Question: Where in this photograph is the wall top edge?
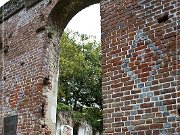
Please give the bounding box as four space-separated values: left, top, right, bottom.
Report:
0 0 43 23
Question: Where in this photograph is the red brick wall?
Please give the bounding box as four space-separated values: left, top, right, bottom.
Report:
101 0 179 134
0 0 60 134
0 0 179 134
0 0 99 134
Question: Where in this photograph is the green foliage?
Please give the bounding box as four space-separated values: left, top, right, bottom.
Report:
71 111 85 123
58 30 102 109
83 107 103 132
57 103 71 112
58 30 102 133
24 0 30 8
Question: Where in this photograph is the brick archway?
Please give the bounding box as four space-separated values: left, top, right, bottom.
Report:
48 0 99 35
42 1 100 134
0 0 100 134
0 0 179 135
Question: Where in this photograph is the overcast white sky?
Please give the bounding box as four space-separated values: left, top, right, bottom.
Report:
0 0 101 40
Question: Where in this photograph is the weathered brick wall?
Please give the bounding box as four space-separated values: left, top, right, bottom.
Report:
101 0 179 134
0 0 179 134
0 39 2 132
0 0 99 134
0 37 2 133
0 0 60 134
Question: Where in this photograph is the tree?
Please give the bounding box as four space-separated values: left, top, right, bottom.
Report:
58 30 102 133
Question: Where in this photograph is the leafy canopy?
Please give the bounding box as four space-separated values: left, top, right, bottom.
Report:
58 30 102 132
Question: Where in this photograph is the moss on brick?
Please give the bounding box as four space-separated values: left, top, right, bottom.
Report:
0 0 42 23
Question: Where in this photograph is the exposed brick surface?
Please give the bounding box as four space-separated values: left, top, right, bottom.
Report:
0 0 179 134
0 0 99 134
101 0 179 134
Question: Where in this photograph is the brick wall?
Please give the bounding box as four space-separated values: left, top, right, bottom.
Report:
0 0 59 134
0 0 99 134
0 0 179 134
101 0 179 134
0 36 3 134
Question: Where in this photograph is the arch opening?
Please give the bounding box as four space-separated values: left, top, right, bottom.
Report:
48 0 100 35
47 1 102 134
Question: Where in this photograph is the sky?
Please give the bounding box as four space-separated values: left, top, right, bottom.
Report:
0 0 101 40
